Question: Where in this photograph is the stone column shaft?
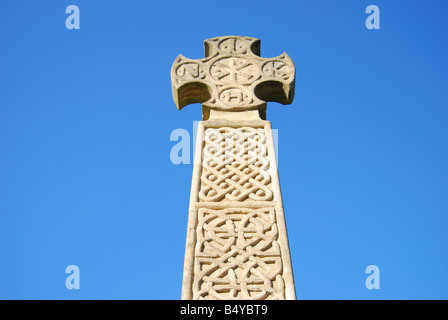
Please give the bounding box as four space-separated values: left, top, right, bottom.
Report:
170 36 297 300
181 119 295 300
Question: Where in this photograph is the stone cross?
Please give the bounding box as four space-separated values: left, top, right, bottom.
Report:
171 36 296 300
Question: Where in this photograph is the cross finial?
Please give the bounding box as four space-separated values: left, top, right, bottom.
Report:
171 36 295 120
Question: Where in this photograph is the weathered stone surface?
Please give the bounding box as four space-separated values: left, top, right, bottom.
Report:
171 36 296 300
171 36 295 120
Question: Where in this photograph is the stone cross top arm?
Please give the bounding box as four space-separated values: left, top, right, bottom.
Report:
171 36 295 120
170 36 297 300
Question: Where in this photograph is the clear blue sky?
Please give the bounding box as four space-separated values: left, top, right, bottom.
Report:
0 0 447 299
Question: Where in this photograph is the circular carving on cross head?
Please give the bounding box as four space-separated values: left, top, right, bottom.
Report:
175 62 205 83
218 87 251 108
262 60 291 80
211 57 259 85
218 38 248 54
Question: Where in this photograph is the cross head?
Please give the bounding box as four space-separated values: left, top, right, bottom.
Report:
171 36 295 120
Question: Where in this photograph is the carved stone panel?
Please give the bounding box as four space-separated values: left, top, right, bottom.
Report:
199 127 273 203
193 207 285 300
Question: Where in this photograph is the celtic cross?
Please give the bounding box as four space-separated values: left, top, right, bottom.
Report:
171 36 295 120
171 36 296 300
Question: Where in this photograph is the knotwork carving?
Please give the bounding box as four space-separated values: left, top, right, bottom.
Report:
193 207 285 300
199 127 273 202
172 36 297 300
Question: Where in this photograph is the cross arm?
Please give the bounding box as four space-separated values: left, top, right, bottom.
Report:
252 52 295 106
171 54 212 110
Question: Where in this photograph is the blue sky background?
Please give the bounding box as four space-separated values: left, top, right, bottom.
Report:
0 0 447 299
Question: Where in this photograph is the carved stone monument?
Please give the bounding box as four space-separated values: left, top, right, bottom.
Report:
171 36 296 300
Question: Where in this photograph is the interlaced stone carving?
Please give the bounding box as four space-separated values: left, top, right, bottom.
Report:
199 127 273 202
171 36 297 300
193 207 285 300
